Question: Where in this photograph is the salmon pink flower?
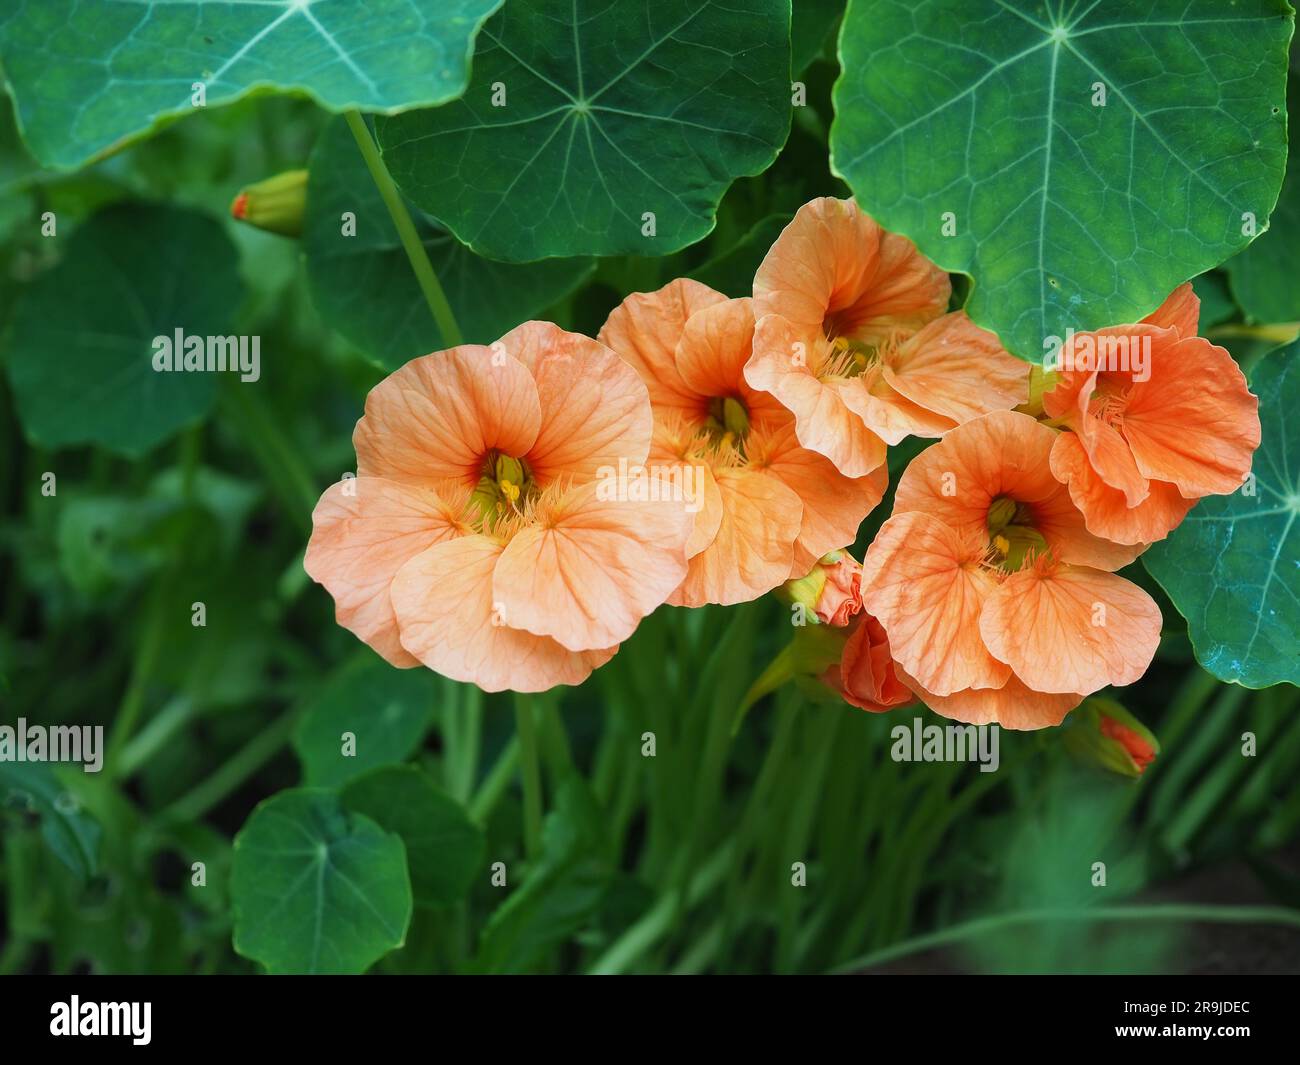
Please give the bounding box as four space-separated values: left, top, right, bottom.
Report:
599 279 886 607
861 410 1162 730
743 197 1029 476
821 613 914 713
1043 284 1261 545
305 322 692 692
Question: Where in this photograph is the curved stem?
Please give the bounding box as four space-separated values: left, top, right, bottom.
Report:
344 111 463 347
829 904 1300 974
513 694 543 859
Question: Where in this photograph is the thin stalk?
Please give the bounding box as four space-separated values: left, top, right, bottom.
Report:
513 694 543 858
344 111 462 347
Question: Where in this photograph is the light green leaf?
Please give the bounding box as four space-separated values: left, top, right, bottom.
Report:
342 765 485 907
831 0 1291 361
0 0 505 169
1144 342 1300 688
292 652 436 788
305 117 592 369
377 0 793 261
4 203 244 457
0 763 102 883
231 789 412 974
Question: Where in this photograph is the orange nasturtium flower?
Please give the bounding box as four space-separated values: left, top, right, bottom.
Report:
861 410 1162 730
1043 283 1261 545
599 279 886 607
743 197 1029 477
305 322 692 692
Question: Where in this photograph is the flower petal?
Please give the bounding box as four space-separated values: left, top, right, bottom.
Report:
898 668 1082 730
355 345 541 486
671 465 803 607
1122 333 1260 497
1141 282 1199 337
499 320 652 483
979 562 1161 696
598 278 726 420
493 481 691 651
391 534 615 692
305 477 471 668
1050 431 1194 546
828 614 914 712
861 511 1011 696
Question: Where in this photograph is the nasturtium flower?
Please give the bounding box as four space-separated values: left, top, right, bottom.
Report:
744 197 1028 477
305 322 692 692
1044 284 1261 546
1065 697 1160 777
861 410 1161 730
599 279 886 607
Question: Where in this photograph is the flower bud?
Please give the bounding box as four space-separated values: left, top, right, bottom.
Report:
1065 697 1159 776
230 169 308 237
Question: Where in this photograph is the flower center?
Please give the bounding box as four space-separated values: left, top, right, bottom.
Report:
821 334 879 379
985 495 1048 572
471 451 533 529
1088 380 1132 428
703 395 751 453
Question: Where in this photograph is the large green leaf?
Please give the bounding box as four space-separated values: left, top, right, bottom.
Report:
231 789 412 974
4 203 244 457
0 0 505 169
342 765 485 907
1226 84 1300 324
831 0 1291 361
377 0 793 261
305 117 593 369
292 652 436 788
1144 342 1300 688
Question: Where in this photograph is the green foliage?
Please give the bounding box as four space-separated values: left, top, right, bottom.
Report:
376 0 794 260
831 0 1292 360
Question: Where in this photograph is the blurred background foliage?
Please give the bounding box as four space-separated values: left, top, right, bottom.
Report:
1 3 1298 975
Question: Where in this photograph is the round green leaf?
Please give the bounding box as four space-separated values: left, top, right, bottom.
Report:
831 0 1291 361
342 765 485 907
292 653 436 788
231 789 412 974
376 0 793 261
0 0 505 170
1144 342 1300 688
4 203 243 457
305 117 593 369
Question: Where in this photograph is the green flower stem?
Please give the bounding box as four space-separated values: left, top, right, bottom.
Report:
103 579 170 780
344 110 463 348
469 736 520 824
222 383 317 533
829 904 1300 974
513 694 544 858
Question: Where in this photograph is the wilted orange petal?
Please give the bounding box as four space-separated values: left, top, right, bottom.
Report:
493 481 690 652
747 314 888 477
750 419 887 575
828 615 913 712
498 321 651 483
391 534 615 692
305 477 471 668
355 345 541 486
883 312 1029 425
598 278 726 420
670 465 802 607
1050 431 1194 546
898 668 1083 730
860 511 1011 696
1141 282 1199 337
979 562 1161 696
1122 333 1260 497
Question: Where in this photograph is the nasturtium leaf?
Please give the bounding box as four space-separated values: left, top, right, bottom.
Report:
376 0 793 261
1226 83 1300 324
305 118 593 369
1144 342 1300 688
231 789 412 975
792 0 843 74
4 203 243 457
293 653 436 788
831 0 1291 362
0 763 102 883
0 0 505 170
342 765 485 907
